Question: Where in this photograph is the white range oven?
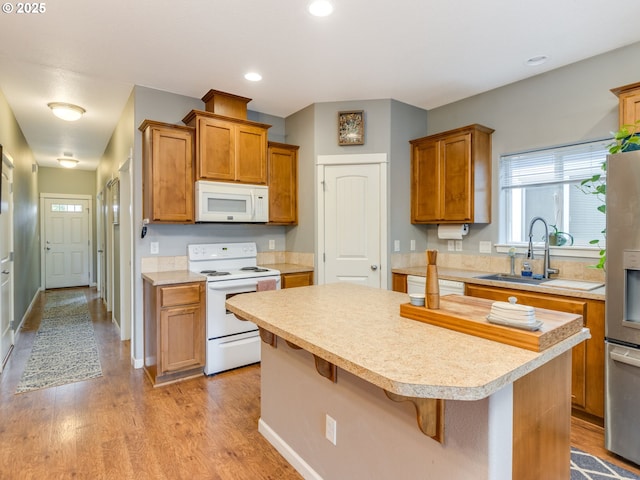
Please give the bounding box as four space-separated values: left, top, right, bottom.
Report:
187 242 281 375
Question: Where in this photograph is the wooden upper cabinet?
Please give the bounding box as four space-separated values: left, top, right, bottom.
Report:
268 142 299 225
410 124 494 224
139 119 195 224
611 82 640 127
183 110 270 184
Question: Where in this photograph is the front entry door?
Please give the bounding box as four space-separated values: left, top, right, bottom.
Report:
322 162 383 287
1 150 14 369
44 197 90 289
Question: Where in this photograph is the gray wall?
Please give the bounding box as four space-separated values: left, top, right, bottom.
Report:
284 104 316 254
425 41 640 255
389 100 429 254
0 88 40 327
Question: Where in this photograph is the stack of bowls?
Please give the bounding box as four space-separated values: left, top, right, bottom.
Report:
409 293 425 307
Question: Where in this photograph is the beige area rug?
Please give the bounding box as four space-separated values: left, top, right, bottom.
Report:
15 291 102 394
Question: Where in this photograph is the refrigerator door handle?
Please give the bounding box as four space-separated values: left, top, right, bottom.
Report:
610 345 640 368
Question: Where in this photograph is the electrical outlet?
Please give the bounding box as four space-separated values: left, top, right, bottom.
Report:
394 240 400 252
448 240 455 251
325 414 337 445
455 240 462 252
410 239 416 251
150 242 159 254
268 239 275 250
479 241 492 253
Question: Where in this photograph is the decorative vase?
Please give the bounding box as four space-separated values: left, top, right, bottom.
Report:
426 250 440 309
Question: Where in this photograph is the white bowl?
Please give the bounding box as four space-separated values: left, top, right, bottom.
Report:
409 293 425 306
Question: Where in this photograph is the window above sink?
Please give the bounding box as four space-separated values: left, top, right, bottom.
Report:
499 138 609 249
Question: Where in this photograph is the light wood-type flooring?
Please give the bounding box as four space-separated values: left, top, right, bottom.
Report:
1 287 639 479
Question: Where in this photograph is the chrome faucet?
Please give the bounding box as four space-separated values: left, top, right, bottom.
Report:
527 216 559 279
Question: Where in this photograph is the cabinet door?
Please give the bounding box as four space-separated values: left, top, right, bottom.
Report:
440 133 472 222
236 124 268 184
160 304 204 373
282 271 313 289
411 139 441 222
392 273 407 293
268 143 298 224
620 91 640 126
197 117 235 181
144 124 194 223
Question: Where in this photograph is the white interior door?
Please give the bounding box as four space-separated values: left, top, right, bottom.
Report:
1 151 14 370
44 197 90 289
321 161 385 287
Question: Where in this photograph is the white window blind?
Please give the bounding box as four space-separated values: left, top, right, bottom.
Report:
499 139 609 246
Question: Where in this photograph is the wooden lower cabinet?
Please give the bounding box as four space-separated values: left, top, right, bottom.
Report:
143 280 205 386
281 271 313 289
465 283 604 424
392 273 408 293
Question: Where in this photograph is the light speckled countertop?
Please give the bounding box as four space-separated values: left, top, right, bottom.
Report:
142 270 206 286
393 266 605 301
225 283 589 401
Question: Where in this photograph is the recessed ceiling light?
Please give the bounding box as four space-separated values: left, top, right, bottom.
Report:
58 158 79 168
244 72 262 82
525 55 549 66
308 0 333 17
47 102 86 121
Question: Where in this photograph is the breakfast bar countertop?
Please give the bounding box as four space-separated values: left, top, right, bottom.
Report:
225 282 589 401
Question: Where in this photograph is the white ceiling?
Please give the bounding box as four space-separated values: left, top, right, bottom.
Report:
1 0 640 170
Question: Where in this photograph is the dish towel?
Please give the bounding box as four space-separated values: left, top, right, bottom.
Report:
257 278 277 291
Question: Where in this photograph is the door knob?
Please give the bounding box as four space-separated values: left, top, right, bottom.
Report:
370 265 378 271
1 270 8 275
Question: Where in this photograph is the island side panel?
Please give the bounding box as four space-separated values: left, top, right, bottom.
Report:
512 350 571 479
259 341 504 480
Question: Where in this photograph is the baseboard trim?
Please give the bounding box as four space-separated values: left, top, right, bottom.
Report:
13 288 41 343
258 418 323 480
131 356 143 369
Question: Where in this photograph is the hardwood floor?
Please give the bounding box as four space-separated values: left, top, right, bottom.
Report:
0 288 301 480
1 286 639 479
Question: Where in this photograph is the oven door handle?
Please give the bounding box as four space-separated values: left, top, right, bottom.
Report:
208 280 258 292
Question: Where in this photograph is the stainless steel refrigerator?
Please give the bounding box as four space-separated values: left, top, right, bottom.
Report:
605 150 640 464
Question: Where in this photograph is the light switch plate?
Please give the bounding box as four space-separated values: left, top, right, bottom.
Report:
269 239 275 250
394 240 400 252
448 240 455 251
455 240 462 252
410 239 416 251
150 242 159 255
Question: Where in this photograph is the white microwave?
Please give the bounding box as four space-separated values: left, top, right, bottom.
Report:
195 181 269 223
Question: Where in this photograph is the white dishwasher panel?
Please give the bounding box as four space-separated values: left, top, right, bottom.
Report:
406 275 465 296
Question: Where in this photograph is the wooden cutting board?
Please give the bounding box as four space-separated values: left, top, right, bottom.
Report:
399 294 583 352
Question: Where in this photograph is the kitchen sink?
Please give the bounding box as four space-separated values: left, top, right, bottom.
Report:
474 273 550 286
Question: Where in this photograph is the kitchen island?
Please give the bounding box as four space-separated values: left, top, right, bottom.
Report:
225 283 589 480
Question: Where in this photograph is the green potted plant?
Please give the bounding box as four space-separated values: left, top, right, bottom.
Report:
578 119 640 269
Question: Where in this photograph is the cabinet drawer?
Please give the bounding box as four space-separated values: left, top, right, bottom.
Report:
282 272 313 289
161 283 201 307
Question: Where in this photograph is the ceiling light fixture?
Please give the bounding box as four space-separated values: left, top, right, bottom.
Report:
47 102 86 121
308 0 333 17
57 158 79 168
244 72 262 82
525 55 549 67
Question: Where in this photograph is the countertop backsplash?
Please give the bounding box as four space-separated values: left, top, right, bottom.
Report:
391 251 605 284
141 251 315 274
